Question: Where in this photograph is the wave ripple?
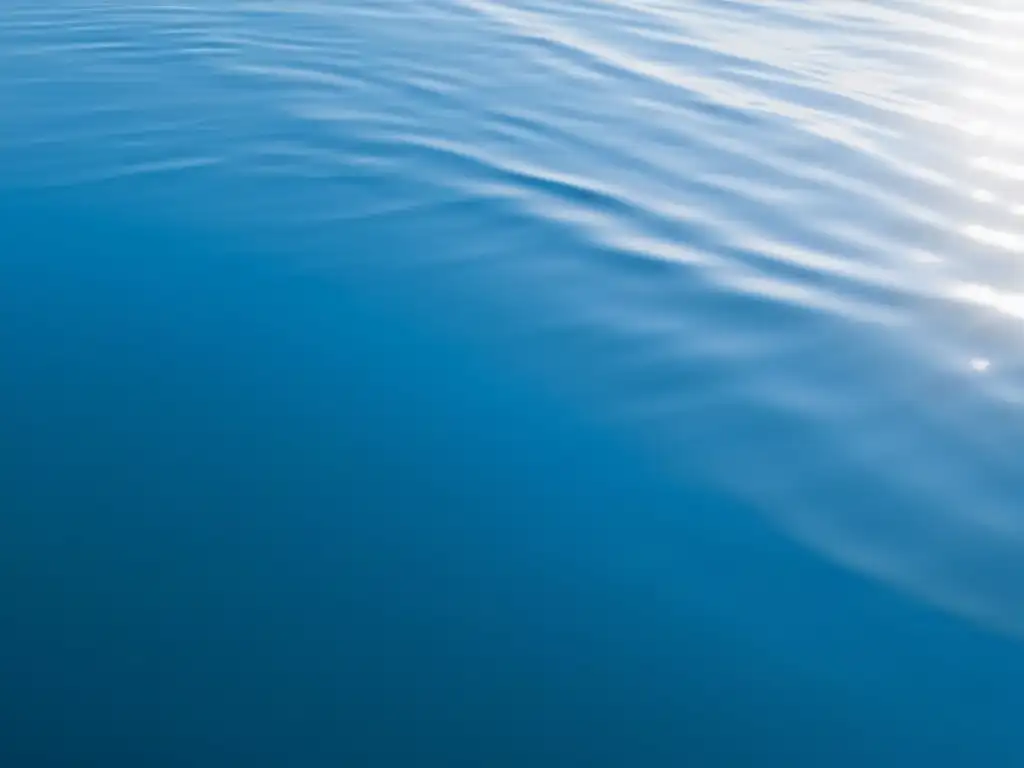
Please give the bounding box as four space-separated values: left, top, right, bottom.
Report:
2 0 1024 638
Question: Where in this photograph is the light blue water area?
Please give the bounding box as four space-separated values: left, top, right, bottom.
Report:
2 0 1024 765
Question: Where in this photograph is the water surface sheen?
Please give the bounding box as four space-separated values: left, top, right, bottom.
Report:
2 0 1024 765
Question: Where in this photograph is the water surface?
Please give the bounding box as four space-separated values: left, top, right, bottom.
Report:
2 1 1024 765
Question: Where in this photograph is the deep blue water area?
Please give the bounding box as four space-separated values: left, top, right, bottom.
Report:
3 1 1024 765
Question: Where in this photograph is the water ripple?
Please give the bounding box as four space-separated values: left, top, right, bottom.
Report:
2 0 1023 639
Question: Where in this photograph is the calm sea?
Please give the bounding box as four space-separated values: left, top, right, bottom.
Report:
2 1 1023 765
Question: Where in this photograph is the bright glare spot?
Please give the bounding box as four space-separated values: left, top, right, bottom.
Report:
962 87 1024 115
972 156 1024 180
966 120 991 136
952 282 1024 320
970 358 991 372
971 189 996 202
964 224 1024 253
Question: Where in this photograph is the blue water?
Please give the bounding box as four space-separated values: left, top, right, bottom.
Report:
2 0 1024 764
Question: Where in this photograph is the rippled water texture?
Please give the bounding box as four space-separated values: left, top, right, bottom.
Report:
2 0 1024 763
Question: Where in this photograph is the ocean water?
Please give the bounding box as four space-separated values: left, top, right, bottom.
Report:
2 0 1024 764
